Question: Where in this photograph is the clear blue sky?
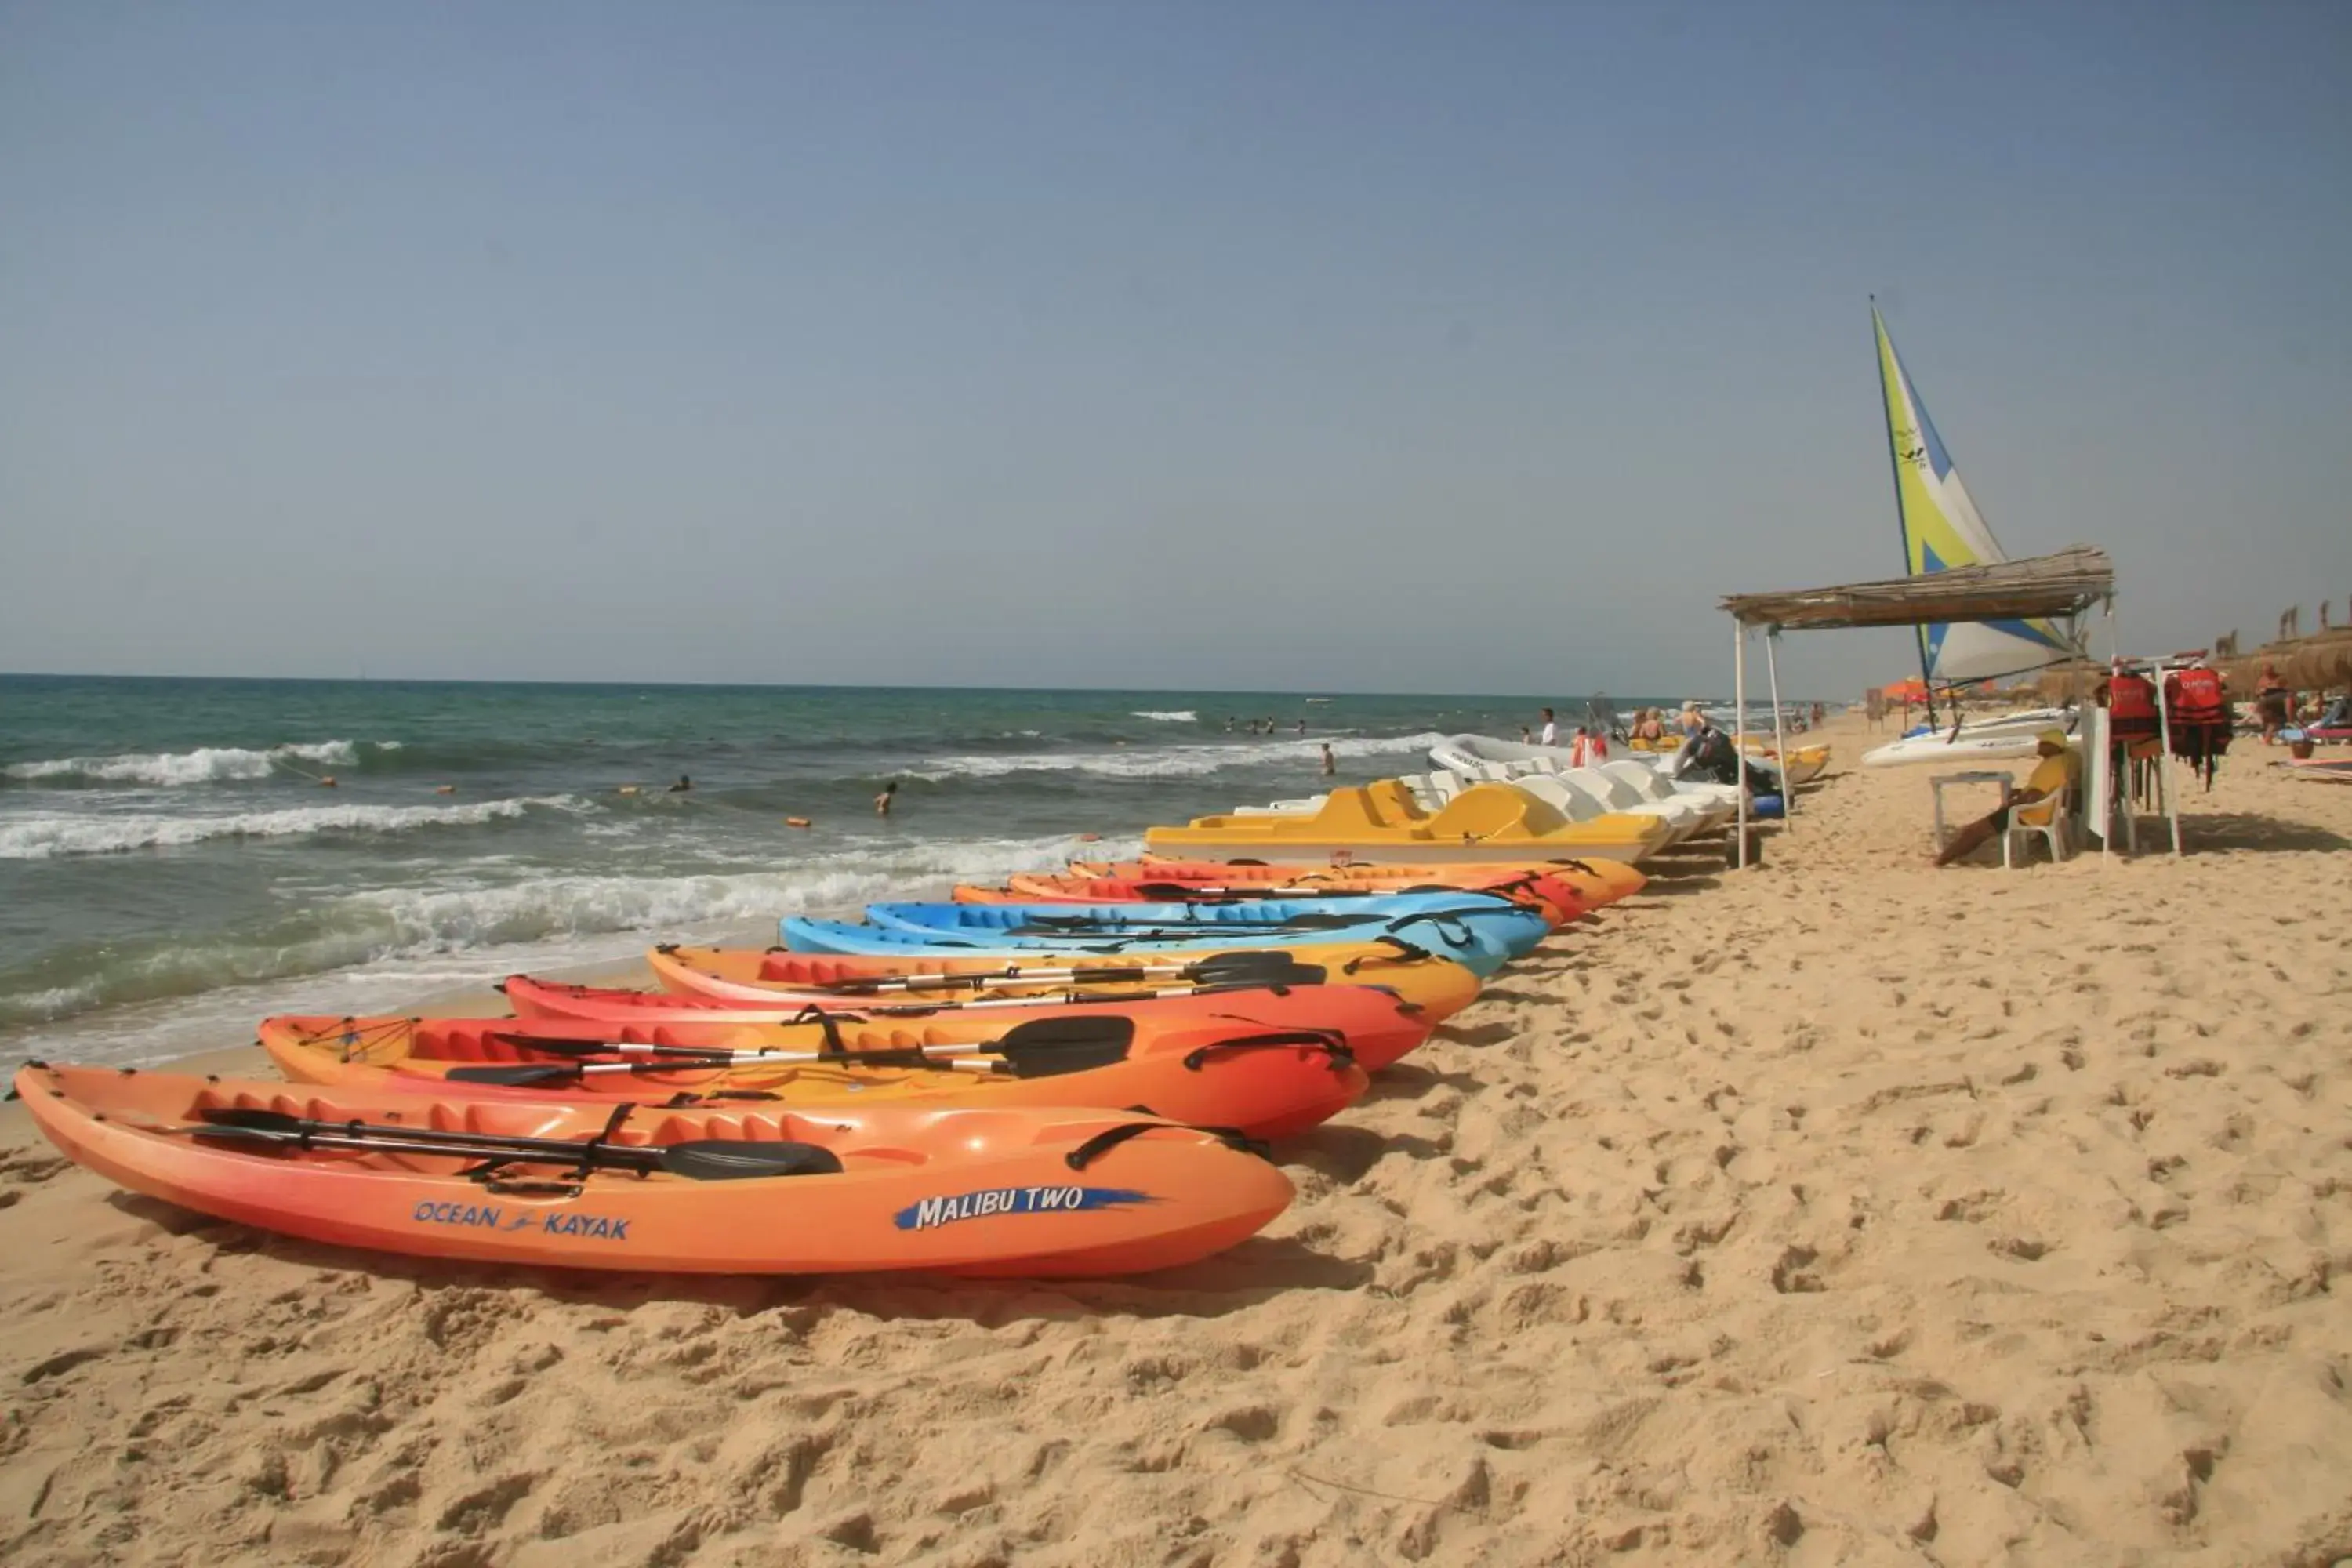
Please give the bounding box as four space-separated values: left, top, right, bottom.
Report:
2 2 2345 695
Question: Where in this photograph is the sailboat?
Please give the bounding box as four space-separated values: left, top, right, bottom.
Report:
1861 306 2086 768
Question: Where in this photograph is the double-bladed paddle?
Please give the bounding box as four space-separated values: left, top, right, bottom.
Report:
445 1012 1142 1088
187 1105 843 1181
671 946 1331 996
995 904 1509 940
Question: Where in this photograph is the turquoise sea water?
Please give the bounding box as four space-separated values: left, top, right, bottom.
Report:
2 675 1656 1066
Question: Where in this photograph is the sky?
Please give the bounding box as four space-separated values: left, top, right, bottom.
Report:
2 1 2346 697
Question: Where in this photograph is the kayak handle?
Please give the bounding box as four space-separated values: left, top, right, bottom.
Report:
1180 1029 1356 1073
1063 1120 1272 1171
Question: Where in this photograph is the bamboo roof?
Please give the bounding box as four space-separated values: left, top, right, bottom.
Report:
1721 546 2114 631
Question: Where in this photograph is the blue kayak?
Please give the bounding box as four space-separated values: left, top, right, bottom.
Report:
781 895 1544 977
862 892 1549 960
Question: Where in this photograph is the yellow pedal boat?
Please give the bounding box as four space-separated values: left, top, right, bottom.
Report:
1144 780 1675 867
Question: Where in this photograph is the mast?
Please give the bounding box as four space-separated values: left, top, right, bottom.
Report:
1872 299 1939 728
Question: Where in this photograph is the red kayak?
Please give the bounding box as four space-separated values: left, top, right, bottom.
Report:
503 973 1440 1069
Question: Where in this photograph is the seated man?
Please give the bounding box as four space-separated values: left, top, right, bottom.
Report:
1935 731 2080 866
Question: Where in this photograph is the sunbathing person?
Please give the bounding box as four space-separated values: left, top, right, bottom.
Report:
1935 731 2080 867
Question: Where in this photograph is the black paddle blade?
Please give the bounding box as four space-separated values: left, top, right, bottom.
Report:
1187 951 1329 986
444 1063 603 1087
994 1012 1136 1051
195 1106 314 1136
659 1140 844 1180
958 1013 1137 1077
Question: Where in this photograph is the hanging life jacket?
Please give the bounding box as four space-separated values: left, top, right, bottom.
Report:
2166 667 2227 727
2108 671 2160 739
2164 667 2230 766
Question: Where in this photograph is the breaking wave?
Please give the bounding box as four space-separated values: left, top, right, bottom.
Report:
0 796 579 860
0 832 1136 1039
3 739 372 787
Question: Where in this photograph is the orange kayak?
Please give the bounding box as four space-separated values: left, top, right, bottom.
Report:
967 868 1585 924
503 973 1439 1069
259 1011 1369 1140
13 1063 1293 1277
1107 856 1646 910
644 940 1480 1025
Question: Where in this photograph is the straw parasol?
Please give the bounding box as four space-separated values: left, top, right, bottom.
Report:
2286 630 2352 692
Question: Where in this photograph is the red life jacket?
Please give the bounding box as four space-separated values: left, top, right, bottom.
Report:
2166 666 2227 726
2108 672 2159 736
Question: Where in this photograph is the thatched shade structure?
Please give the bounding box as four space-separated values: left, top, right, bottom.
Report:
1720 546 2113 632
1718 546 2118 868
2218 630 2352 696
2288 630 2352 691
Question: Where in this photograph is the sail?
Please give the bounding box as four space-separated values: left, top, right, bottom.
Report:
1873 308 2081 684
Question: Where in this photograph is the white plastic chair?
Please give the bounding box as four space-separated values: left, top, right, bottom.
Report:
2002 797 2071 867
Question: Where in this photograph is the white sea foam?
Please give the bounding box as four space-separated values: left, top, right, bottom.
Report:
0 795 575 860
3 739 368 786
0 831 1142 1056
336 834 1138 954
907 731 1447 782
1130 710 1197 723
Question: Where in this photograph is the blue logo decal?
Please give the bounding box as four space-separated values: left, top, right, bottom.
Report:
892 1185 1156 1232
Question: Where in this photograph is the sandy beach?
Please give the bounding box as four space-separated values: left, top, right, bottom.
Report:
4 711 2348 1566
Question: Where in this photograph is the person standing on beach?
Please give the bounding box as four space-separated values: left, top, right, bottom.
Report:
1569 726 1591 767
1538 707 1558 746
2256 663 2292 745
874 780 898 816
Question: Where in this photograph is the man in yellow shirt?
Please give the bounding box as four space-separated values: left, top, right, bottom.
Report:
1935 731 2081 866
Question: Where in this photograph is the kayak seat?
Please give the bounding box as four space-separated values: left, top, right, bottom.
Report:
1423 786 1573 840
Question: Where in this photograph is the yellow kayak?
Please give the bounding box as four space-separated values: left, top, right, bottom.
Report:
1144 781 1675 866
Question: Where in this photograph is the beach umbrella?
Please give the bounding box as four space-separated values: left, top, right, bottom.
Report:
1882 677 1928 705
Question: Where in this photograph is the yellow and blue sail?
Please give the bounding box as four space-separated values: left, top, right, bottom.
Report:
1873 307 2079 684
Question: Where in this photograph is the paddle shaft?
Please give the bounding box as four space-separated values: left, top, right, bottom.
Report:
811 953 1302 993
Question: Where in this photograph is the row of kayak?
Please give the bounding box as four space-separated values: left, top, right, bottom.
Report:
20 849 1642 1279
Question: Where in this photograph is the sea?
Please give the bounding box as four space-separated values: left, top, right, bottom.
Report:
1 675 1669 1068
